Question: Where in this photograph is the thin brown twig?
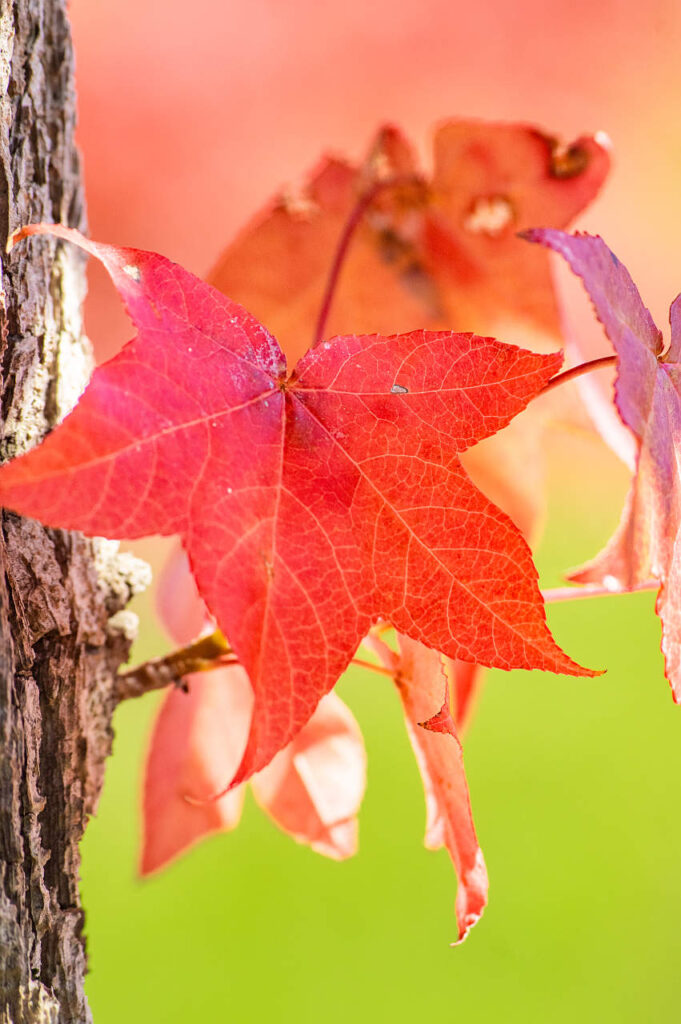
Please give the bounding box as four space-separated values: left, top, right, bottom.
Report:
116 630 233 701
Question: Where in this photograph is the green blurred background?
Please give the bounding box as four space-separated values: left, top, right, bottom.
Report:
82 429 681 1023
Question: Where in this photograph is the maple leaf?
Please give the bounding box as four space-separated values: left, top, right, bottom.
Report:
143 546 366 874
208 119 610 737
525 228 681 699
366 631 487 942
0 224 593 787
210 121 610 536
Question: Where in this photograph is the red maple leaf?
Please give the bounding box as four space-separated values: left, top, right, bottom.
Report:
209 119 610 733
0 224 593 787
525 229 681 699
211 121 610 535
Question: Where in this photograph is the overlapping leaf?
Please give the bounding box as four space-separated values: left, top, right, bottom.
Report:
526 229 681 698
143 673 365 871
0 223 592 789
143 547 366 873
209 119 610 732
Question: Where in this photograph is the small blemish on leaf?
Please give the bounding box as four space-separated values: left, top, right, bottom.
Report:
123 264 142 282
549 141 589 179
280 186 319 220
463 196 514 236
391 383 409 395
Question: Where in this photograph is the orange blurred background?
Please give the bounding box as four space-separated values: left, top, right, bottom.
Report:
69 0 681 363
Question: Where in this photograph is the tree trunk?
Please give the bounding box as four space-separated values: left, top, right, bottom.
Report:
0 2 147 1020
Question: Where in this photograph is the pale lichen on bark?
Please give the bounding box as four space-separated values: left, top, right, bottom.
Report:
0 2 148 1021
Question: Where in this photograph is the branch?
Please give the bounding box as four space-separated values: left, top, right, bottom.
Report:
116 630 233 700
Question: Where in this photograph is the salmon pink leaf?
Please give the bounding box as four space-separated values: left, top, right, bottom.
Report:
0 224 593 787
143 667 365 872
141 666 249 876
367 632 487 942
251 691 366 860
525 229 681 699
156 541 214 646
448 658 484 732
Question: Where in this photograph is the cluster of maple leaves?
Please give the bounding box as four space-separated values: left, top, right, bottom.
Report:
0 119 674 943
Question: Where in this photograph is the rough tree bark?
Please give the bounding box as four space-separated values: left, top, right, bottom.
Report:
0 2 148 1021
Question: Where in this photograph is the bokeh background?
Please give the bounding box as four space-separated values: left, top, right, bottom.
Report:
67 0 681 1020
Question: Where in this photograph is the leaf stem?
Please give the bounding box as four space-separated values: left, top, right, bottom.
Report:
312 173 422 348
351 656 395 678
540 354 617 395
541 578 657 603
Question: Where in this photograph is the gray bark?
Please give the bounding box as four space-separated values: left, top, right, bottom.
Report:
0 2 147 1020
